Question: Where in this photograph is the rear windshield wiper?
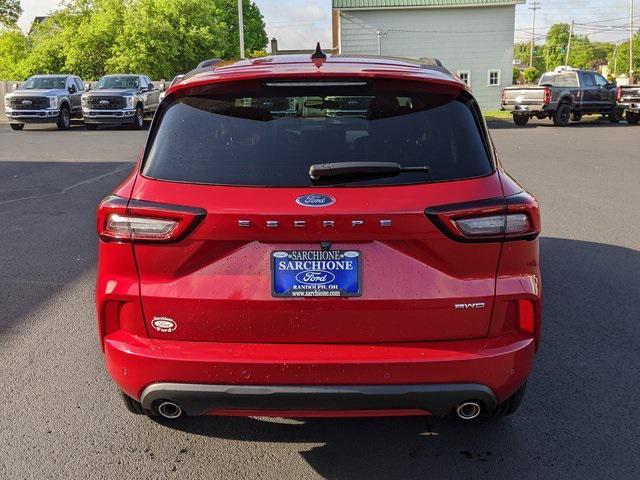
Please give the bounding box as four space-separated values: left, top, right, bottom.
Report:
309 162 429 181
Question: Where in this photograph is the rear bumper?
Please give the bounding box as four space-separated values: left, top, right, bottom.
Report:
140 383 498 416
104 331 534 416
501 103 547 113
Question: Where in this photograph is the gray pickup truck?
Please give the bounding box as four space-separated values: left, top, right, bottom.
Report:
502 68 620 127
617 85 640 125
82 74 160 129
4 75 85 130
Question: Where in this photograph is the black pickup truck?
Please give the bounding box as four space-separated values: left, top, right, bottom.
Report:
501 68 620 127
617 85 640 124
81 74 160 129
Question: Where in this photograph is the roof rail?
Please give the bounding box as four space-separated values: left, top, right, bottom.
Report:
197 58 223 69
418 57 443 68
183 58 224 81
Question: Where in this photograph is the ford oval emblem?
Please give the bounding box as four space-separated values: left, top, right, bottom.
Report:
296 194 335 208
295 270 336 285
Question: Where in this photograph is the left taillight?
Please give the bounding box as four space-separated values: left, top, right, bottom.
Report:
425 192 541 243
97 195 206 243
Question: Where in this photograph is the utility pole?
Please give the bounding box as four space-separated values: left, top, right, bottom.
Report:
630 0 635 83
529 2 542 68
566 20 574 66
238 0 245 59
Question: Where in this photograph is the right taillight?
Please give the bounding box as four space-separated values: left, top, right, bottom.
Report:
543 87 552 105
425 192 541 243
97 195 206 243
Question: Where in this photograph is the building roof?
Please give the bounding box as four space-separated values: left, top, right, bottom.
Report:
333 0 524 8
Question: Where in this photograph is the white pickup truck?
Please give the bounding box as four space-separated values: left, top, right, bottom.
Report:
617 85 640 124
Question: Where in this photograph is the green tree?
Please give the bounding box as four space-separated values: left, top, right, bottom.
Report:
217 0 268 58
0 29 29 79
607 33 640 77
512 67 520 84
63 0 126 79
524 67 540 84
0 0 268 80
107 0 267 79
0 0 22 28
513 42 544 73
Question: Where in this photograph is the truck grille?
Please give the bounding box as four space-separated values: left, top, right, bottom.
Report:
87 96 127 110
8 97 49 110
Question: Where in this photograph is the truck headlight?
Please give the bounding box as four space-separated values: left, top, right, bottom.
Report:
81 95 88 106
125 96 135 109
4 96 11 110
48 96 58 109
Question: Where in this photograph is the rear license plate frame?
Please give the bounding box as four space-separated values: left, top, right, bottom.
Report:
271 250 362 298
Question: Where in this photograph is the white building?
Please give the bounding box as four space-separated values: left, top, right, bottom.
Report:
332 0 525 110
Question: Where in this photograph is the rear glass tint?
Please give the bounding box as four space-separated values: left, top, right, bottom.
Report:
540 73 579 87
143 82 493 187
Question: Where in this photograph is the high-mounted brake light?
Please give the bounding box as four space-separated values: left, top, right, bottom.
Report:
97 196 206 243
425 192 540 243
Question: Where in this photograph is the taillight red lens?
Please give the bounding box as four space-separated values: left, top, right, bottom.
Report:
425 192 540 243
97 195 206 243
616 86 623 102
543 87 552 105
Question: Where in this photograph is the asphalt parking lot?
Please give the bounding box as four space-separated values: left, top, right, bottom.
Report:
0 120 639 479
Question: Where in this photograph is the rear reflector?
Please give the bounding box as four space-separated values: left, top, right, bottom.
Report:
426 192 540 243
97 195 206 243
518 299 536 335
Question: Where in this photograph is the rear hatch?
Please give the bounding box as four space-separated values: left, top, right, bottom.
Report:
130 78 503 344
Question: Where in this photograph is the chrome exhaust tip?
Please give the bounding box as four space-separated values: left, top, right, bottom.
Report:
157 401 183 419
456 402 482 420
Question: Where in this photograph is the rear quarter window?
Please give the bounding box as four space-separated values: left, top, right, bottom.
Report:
143 82 494 187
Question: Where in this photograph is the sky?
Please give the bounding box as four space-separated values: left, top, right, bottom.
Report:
16 0 640 48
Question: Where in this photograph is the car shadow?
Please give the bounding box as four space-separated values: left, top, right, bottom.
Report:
156 237 640 478
0 161 133 336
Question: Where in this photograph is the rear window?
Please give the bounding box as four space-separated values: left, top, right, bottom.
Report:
143 82 493 187
540 73 579 88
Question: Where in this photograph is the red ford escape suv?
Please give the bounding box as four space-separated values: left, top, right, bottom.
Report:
96 49 541 422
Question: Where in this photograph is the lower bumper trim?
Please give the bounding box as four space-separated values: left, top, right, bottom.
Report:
140 383 498 417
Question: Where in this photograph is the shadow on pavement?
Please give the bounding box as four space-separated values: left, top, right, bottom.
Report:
0 161 133 336
158 237 640 479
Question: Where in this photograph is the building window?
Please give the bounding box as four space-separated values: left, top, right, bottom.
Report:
488 70 501 87
457 70 471 86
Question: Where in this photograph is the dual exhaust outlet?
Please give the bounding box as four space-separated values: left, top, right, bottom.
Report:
456 401 482 420
154 400 482 420
157 401 183 419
